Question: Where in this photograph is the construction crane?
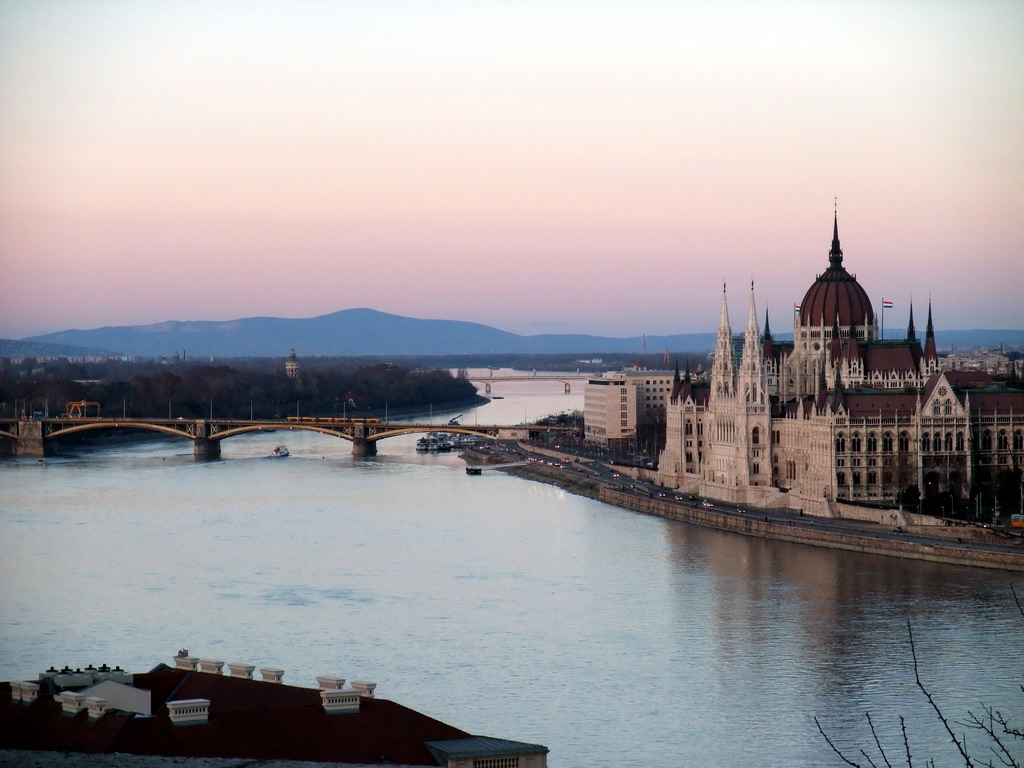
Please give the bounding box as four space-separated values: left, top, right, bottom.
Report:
65 401 101 418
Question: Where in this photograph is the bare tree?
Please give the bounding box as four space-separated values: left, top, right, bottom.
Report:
816 585 1023 768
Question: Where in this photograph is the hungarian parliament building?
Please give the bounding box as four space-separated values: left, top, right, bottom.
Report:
651 216 1023 517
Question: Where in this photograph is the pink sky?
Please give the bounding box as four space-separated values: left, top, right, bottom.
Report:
1 1 1022 340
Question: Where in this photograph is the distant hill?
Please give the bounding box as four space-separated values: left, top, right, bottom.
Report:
9 309 1023 359
16 308 718 358
0 338 120 359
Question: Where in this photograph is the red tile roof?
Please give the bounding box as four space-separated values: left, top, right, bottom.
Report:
842 392 919 417
1 668 475 765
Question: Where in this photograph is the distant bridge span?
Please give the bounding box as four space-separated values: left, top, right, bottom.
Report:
0 417 573 459
466 373 590 394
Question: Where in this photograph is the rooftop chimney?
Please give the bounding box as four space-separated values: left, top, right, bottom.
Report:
260 667 284 684
86 696 107 720
167 698 210 725
59 691 87 716
10 681 39 704
227 663 255 679
320 689 360 714
173 655 199 672
316 675 346 691
350 681 377 698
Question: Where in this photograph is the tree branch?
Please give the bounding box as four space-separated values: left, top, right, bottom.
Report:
907 620 975 767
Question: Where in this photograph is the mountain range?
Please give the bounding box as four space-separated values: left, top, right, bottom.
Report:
6 308 1023 359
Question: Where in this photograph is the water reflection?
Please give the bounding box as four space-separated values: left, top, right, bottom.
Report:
1 376 1022 767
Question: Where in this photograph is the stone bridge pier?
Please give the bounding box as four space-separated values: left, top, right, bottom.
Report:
15 420 45 458
193 438 221 459
351 437 377 456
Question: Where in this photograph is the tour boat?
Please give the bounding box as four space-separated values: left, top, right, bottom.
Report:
269 445 290 458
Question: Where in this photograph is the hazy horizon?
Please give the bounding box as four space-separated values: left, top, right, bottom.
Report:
2 1 1022 339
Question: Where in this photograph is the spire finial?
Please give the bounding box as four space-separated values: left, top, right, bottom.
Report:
829 207 843 268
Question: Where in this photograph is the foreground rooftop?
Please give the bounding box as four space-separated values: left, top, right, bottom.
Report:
2 653 548 767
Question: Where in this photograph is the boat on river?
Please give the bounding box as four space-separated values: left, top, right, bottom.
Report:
269 445 289 458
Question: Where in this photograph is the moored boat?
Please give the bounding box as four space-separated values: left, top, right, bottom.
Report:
269 445 289 457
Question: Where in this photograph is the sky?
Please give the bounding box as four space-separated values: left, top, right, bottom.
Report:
1 0 1022 340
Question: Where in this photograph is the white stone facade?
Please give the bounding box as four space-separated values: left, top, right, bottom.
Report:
656 219 1024 517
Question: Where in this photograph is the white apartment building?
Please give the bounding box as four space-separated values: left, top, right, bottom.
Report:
583 369 674 446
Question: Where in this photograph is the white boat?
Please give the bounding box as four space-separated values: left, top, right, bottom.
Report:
269 445 290 458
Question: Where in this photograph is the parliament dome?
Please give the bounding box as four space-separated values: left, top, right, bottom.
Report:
798 216 874 329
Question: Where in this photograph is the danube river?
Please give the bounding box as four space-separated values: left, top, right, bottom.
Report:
2 372 1022 766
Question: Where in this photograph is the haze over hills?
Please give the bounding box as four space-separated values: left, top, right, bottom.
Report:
6 308 1023 359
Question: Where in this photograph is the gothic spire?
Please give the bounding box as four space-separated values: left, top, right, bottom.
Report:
829 211 843 268
924 300 937 360
907 303 917 342
712 282 735 395
763 308 772 341
742 280 760 358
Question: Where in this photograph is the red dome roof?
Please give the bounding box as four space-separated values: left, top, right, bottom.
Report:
799 216 874 328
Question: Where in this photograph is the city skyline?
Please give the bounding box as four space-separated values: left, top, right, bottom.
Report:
2 1 1022 340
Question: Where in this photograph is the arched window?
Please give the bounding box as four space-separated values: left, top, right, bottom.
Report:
837 472 846 485
944 400 953 415
944 432 953 452
1014 430 1023 451
851 433 862 452
982 430 993 450
852 472 862 485
685 420 693 435
882 432 893 452
934 432 942 451
956 432 965 451
836 434 846 453
922 433 931 451
899 432 909 452
998 430 1009 450
751 426 760 445
867 433 877 452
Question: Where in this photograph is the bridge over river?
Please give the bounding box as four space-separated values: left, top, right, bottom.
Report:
0 417 574 459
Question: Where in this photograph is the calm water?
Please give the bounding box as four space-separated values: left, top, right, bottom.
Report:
2 373 1022 766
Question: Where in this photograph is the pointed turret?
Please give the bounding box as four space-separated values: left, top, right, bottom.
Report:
924 301 937 361
830 366 846 411
906 304 917 342
815 358 830 411
762 308 775 360
829 317 843 363
741 281 761 368
828 212 843 268
680 361 695 402
669 359 682 403
845 325 861 364
739 281 765 404
712 283 735 395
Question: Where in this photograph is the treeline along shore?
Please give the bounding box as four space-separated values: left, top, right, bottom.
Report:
0 358 482 420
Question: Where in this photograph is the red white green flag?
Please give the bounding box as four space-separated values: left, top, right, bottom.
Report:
882 299 894 309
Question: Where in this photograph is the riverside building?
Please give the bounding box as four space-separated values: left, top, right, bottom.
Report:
654 216 1024 517
583 370 675 447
